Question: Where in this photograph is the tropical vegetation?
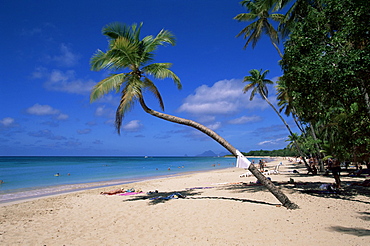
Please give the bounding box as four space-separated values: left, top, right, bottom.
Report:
236 0 370 165
240 148 299 157
90 22 298 209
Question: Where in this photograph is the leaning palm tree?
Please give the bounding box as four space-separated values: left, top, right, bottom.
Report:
234 0 285 58
90 22 298 209
243 69 312 171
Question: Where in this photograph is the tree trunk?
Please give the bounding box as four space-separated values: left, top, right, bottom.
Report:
309 124 324 172
139 97 299 209
360 81 370 117
261 94 312 172
272 41 284 59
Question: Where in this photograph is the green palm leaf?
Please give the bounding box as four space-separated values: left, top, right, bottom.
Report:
143 63 181 89
90 22 181 133
90 73 128 102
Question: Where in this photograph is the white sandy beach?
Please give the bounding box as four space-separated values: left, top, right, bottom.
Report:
0 157 369 245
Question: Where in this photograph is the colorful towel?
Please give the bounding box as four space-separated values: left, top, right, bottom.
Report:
118 192 143 196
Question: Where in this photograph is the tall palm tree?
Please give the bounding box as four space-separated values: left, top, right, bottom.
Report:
276 83 305 134
90 22 298 209
276 82 325 170
243 69 312 171
234 0 285 58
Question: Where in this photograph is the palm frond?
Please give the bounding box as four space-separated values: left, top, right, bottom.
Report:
103 22 142 43
250 87 258 101
263 21 279 43
115 81 143 133
90 50 111 71
143 63 182 89
110 36 140 67
144 29 176 53
234 13 257 22
90 73 128 102
242 81 254 93
143 77 165 111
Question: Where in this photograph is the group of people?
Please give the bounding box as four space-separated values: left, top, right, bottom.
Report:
306 156 341 188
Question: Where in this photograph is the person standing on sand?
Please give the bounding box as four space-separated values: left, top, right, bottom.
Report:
328 158 341 188
259 159 264 171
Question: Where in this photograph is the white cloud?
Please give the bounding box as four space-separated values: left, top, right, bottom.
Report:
95 105 115 118
33 67 95 95
257 137 286 146
207 121 222 130
52 44 80 67
26 103 69 120
56 113 69 120
122 120 143 132
27 104 60 115
44 69 95 95
86 121 97 126
0 117 15 127
178 79 268 116
228 115 261 125
77 129 92 135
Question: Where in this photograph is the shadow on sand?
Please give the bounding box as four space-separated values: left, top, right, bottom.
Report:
123 171 369 208
123 186 280 207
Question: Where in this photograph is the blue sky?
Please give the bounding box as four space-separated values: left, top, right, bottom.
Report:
0 0 297 156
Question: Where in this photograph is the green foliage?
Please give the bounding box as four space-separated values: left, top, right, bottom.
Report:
243 148 299 157
90 23 181 133
279 0 370 161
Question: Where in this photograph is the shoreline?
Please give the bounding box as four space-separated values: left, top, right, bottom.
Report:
1 157 368 245
0 155 277 205
0 167 236 206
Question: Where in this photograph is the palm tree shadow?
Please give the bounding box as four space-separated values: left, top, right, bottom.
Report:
123 187 279 207
276 180 370 205
123 190 201 205
358 211 370 221
329 226 370 237
185 196 279 207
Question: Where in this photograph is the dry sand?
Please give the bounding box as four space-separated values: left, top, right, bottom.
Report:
0 157 369 245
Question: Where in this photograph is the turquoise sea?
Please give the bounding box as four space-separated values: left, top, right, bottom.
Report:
0 156 264 204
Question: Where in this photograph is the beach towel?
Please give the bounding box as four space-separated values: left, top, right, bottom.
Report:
235 150 251 169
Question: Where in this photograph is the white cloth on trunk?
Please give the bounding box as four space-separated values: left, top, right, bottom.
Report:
235 149 251 169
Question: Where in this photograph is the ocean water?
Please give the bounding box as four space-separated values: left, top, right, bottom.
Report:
0 156 263 203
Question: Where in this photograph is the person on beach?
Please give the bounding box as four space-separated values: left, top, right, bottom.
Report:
328 158 341 188
100 188 125 195
307 157 318 175
259 159 264 171
101 187 140 195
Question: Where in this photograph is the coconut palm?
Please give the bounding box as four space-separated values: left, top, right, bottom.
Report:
243 69 312 171
276 82 326 170
234 0 285 58
90 22 298 209
276 83 305 133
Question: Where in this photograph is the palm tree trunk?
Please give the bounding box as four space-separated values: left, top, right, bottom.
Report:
292 112 305 134
360 81 370 117
139 97 298 209
272 41 284 58
260 94 312 172
309 124 324 172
